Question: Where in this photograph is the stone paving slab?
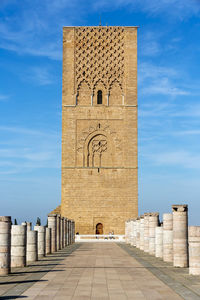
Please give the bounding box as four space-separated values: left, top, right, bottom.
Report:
14 243 185 299
0 244 80 299
120 243 200 300
1 243 200 299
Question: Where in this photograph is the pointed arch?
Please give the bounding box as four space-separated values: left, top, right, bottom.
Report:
77 80 91 106
93 79 107 105
83 129 116 167
109 80 123 106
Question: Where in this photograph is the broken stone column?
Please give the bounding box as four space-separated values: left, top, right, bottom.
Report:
48 214 57 252
65 218 68 246
163 213 173 262
130 220 135 246
60 217 63 249
172 204 189 267
136 218 140 248
133 219 137 247
0 216 11 275
45 227 51 255
63 218 66 247
144 213 150 253
155 226 163 258
188 226 200 275
26 222 32 231
139 216 144 251
67 219 70 245
34 226 46 258
57 215 61 250
72 220 75 243
69 220 72 245
125 220 131 244
149 213 159 255
27 230 38 263
11 225 26 267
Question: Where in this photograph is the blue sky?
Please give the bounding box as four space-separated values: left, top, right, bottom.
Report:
0 0 200 226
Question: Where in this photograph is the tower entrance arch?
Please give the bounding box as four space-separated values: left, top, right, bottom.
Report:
96 223 103 235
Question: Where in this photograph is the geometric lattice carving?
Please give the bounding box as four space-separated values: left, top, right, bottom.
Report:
75 27 124 94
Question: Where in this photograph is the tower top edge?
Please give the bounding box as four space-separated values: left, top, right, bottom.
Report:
63 26 139 28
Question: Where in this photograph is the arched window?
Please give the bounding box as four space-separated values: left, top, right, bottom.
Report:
97 90 102 104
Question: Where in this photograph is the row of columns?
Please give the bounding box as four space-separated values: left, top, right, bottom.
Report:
125 204 200 275
0 214 75 276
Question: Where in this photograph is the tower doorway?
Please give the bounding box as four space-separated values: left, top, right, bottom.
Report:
96 223 103 235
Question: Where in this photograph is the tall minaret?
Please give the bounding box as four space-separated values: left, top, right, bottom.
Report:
61 26 138 234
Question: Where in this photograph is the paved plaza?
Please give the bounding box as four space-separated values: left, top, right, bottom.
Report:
1 242 200 299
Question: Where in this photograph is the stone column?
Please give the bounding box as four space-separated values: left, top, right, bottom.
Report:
163 213 173 262
172 204 188 267
136 218 140 248
144 213 150 253
48 214 57 252
34 226 46 258
27 230 38 263
149 213 159 255
63 218 66 247
189 226 200 275
67 219 70 245
139 216 144 251
65 218 68 246
60 217 63 249
125 220 130 244
72 220 75 243
45 227 51 255
11 225 26 267
57 215 61 250
133 219 137 247
69 220 72 245
130 220 135 246
26 222 32 231
155 226 163 258
0 216 11 275
125 221 128 243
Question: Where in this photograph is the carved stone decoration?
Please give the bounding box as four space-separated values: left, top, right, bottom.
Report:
76 122 122 168
75 27 125 95
87 134 107 167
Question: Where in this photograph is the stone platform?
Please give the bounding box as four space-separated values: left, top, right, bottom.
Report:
0 243 200 299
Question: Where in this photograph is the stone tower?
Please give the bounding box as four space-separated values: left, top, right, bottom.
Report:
61 26 138 234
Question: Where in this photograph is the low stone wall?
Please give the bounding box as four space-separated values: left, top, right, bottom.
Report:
0 214 75 276
125 204 200 276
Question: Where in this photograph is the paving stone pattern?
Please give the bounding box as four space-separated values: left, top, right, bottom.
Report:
120 243 200 300
1 243 200 299
0 244 80 299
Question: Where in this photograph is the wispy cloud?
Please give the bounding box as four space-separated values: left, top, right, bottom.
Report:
148 150 200 169
139 62 189 97
0 94 10 101
25 67 55 86
0 125 60 175
0 126 57 136
142 78 189 96
92 0 200 19
0 0 79 60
